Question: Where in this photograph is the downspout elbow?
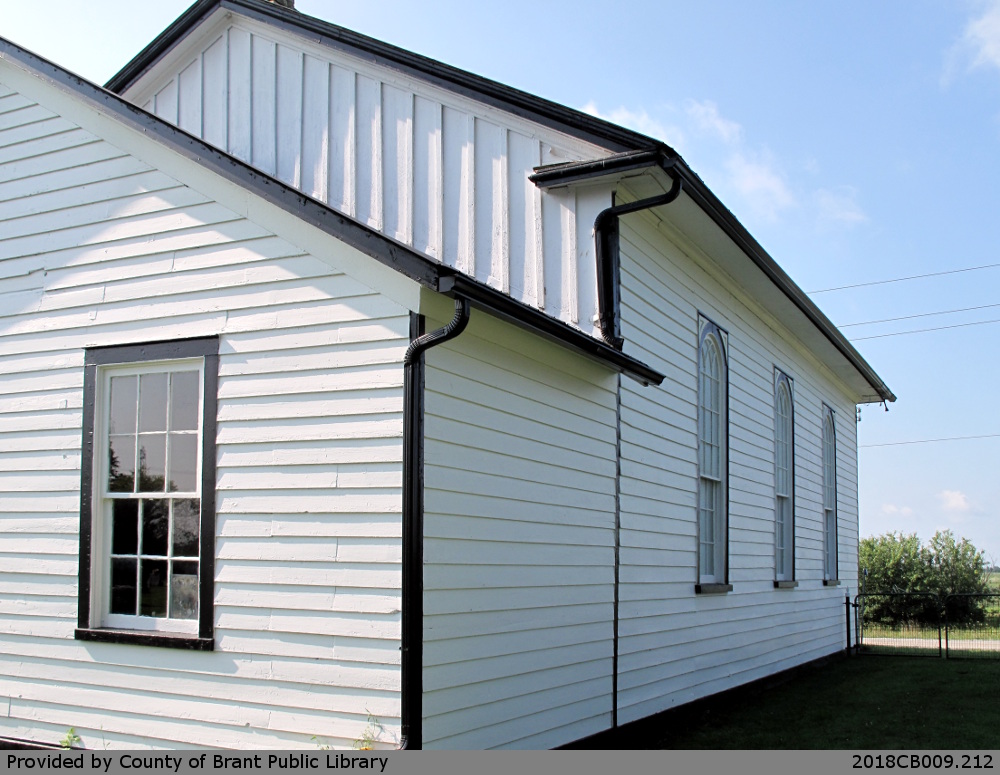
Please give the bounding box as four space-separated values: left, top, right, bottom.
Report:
405 296 471 365
594 175 683 349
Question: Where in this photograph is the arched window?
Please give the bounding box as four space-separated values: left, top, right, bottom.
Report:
774 372 794 582
698 321 727 586
822 406 837 580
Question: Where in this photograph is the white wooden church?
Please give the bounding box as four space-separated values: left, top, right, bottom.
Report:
0 0 894 750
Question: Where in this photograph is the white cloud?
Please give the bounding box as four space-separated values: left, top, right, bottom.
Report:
964 2 1000 73
582 98 878 229
881 504 914 517
939 489 973 513
685 99 743 145
724 151 795 221
581 101 683 147
816 186 868 226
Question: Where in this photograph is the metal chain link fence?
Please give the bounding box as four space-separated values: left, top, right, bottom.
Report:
854 593 1000 658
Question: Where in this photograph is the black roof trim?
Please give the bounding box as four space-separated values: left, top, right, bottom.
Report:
529 149 668 188
106 0 669 155
533 150 895 403
1 34 662 385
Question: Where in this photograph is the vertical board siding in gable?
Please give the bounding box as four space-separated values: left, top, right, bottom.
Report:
615 211 859 726
381 84 413 245
301 55 331 202
355 74 383 232
227 27 253 163
202 35 229 150
0 88 406 750
177 58 202 136
250 36 277 176
506 131 543 309
412 96 442 260
422 318 618 749
276 45 304 189
124 21 607 336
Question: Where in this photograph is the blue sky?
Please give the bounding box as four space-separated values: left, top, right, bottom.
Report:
5 1 1000 561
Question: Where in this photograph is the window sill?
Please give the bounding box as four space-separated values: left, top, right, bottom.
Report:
75 627 214 651
823 578 841 587
773 580 799 589
695 583 733 594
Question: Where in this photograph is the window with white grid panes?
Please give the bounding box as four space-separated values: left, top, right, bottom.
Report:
697 320 727 585
822 406 838 580
103 364 203 629
774 372 794 581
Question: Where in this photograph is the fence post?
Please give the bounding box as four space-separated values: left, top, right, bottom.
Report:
943 594 948 659
845 594 851 655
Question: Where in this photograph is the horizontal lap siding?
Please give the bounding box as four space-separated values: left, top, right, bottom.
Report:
128 21 611 336
0 90 407 749
422 316 617 749
616 210 859 725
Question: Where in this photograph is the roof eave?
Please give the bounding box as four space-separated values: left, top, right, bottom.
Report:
533 150 896 404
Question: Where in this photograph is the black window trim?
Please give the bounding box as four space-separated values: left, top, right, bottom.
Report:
76 336 218 651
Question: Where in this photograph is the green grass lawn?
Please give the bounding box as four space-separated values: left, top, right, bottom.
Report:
578 656 1000 749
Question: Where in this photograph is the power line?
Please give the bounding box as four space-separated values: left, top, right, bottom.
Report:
850 316 1000 341
809 261 1000 294
839 301 1000 328
861 432 1000 448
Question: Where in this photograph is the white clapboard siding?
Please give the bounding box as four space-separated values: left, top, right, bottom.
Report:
614 200 859 725
0 85 408 750
123 17 611 335
422 312 618 749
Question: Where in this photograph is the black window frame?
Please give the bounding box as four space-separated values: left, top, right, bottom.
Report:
76 337 218 651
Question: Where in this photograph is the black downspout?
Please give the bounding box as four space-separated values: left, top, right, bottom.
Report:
399 296 471 750
594 175 683 349
593 175 682 727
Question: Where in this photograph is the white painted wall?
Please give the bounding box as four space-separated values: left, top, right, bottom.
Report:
0 82 407 750
615 196 859 724
421 312 618 749
122 14 612 337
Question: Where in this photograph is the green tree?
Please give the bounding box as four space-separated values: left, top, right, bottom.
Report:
859 530 991 624
924 531 990 623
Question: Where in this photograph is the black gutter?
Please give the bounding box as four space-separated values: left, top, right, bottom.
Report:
437 274 663 386
532 150 896 403
529 149 666 190
594 176 683 349
105 0 669 155
400 298 471 750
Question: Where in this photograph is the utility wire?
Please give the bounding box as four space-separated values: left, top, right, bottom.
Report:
839 301 1000 328
809 261 1000 294
861 432 1000 448
850 316 1000 341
